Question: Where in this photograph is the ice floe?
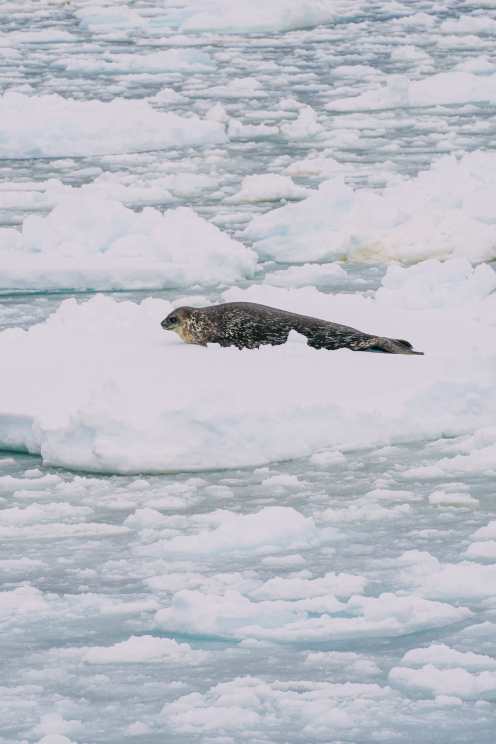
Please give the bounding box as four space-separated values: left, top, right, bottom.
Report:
154 586 468 642
66 635 209 665
398 550 496 600
228 174 311 203
58 48 215 75
0 92 225 158
329 67 496 111
0 259 494 472
173 0 346 34
390 644 496 700
0 193 256 290
245 151 496 264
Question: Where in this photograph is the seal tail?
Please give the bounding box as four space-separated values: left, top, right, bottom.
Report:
362 336 424 355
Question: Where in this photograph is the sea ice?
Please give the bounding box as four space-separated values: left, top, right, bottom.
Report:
329 67 496 111
228 174 311 203
245 151 496 264
389 663 496 700
75 635 209 665
0 260 494 472
2 2 496 741
58 48 214 74
178 0 346 34
0 92 225 158
0 193 256 290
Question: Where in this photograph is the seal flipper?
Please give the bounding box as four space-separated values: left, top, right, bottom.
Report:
358 336 424 355
303 327 423 355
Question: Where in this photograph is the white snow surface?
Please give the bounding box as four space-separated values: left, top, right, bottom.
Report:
0 193 256 290
75 0 352 34
229 174 311 203
329 66 496 111
180 1 340 33
0 259 494 473
0 92 225 158
245 152 496 264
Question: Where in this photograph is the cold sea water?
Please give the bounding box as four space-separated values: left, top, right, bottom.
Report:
0 2 496 742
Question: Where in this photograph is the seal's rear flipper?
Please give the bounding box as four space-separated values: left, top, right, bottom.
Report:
364 337 424 355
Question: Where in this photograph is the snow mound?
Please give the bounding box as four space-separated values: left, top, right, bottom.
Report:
0 92 226 158
0 194 256 291
0 259 494 473
244 151 496 264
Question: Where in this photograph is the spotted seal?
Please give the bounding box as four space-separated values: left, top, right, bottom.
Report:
160 302 423 354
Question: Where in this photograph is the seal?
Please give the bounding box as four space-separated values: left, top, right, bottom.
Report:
161 302 423 354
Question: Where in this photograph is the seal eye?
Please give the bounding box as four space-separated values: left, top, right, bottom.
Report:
168 315 177 324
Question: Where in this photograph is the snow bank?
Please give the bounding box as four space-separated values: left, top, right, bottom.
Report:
0 258 494 473
0 193 256 291
0 92 225 158
245 152 496 264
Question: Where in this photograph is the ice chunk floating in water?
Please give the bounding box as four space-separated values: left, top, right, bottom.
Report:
0 193 256 291
245 152 496 264
0 260 494 473
0 92 226 158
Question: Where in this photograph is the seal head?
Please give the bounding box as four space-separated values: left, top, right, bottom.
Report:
161 306 199 344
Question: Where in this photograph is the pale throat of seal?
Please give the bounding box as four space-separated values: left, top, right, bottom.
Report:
173 317 206 345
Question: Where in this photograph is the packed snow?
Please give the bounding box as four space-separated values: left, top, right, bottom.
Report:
0 258 495 472
0 193 256 290
0 92 225 158
245 152 496 264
